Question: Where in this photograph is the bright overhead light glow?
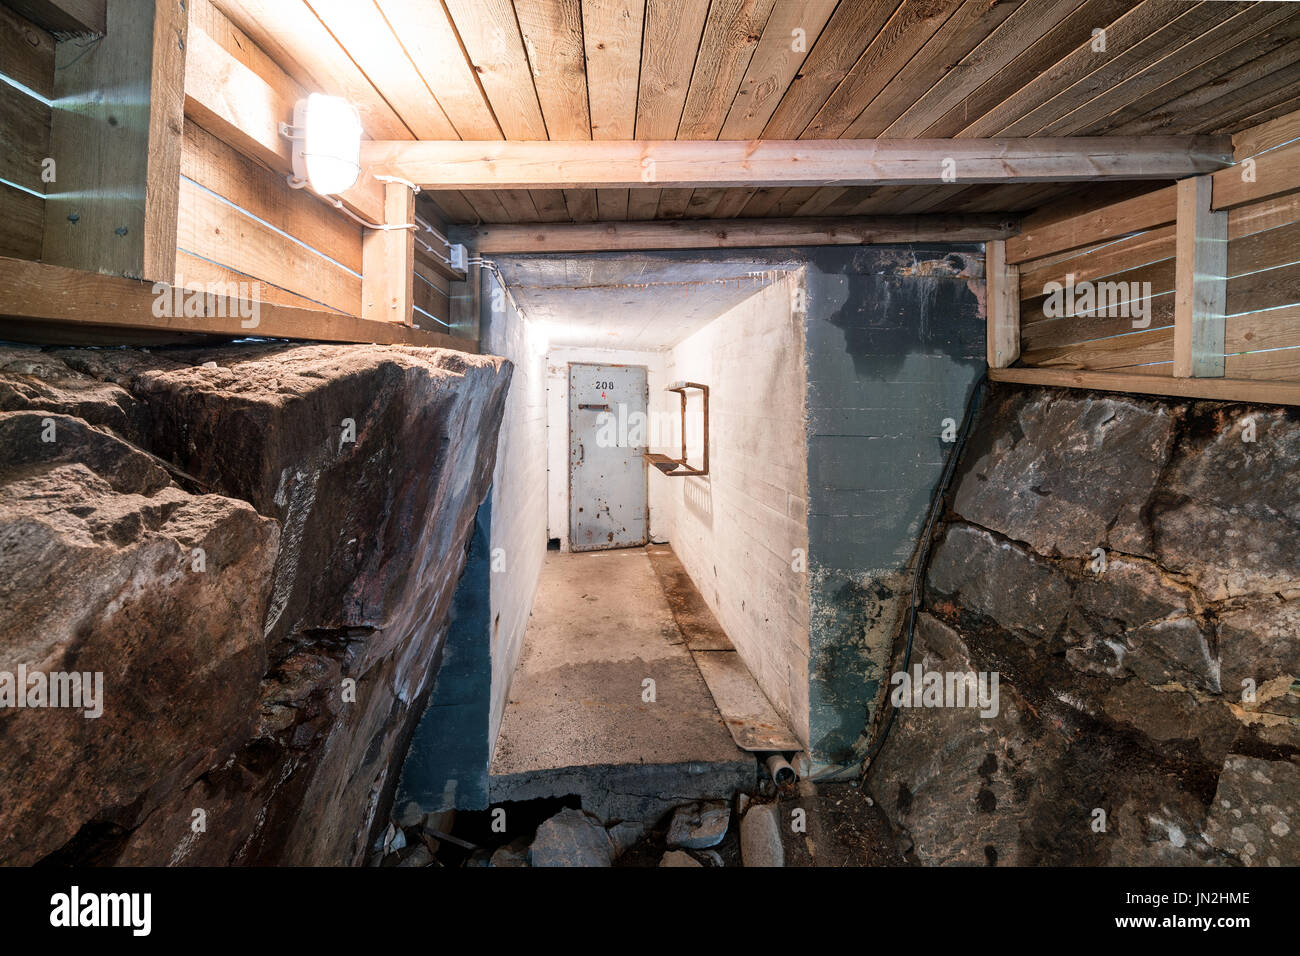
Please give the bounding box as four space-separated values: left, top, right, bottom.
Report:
291 94 362 196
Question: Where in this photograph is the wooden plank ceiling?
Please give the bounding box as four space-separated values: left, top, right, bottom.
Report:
214 0 1300 224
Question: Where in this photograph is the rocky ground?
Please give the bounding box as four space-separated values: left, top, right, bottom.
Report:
375 778 908 867
866 385 1300 866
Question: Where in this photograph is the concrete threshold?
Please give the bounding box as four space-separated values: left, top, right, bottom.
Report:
489 547 759 824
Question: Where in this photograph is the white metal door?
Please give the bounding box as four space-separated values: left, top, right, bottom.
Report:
569 363 648 551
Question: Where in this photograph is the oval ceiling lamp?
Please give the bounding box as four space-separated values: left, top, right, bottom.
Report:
282 94 362 196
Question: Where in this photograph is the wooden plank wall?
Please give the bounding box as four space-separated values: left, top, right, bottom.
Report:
183 0 462 330
1005 111 1300 386
178 121 364 314
1012 194 1179 377
0 3 53 260
1220 121 1300 380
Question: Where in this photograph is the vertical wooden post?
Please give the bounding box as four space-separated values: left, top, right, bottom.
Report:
985 238 1020 369
1173 175 1228 377
362 181 415 324
42 0 188 282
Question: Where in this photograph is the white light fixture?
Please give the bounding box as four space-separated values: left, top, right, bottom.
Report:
282 94 362 196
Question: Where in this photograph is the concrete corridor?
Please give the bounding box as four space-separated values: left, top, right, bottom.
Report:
488 546 765 823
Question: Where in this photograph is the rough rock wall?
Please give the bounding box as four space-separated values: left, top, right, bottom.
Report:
868 385 1299 866
0 342 510 865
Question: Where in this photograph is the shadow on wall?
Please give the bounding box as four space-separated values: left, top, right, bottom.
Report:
682 475 713 528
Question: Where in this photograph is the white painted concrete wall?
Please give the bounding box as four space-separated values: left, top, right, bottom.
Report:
482 271 549 747
544 346 674 551
661 275 812 747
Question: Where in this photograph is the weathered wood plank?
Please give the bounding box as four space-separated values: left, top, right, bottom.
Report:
0 80 51 194
0 3 55 98
177 178 361 315
1006 184 1178 263
42 0 187 282
182 121 363 274
360 137 1231 190
0 254 473 350
308 0 460 139
442 0 548 140
583 0 645 140
448 214 1019 252
986 239 1020 368
362 182 415 325
802 0 964 140
1232 107 1300 161
1174 175 1228 377
718 0 835 139
842 0 1028 139
0 183 43 260
374 0 502 140
1212 140 1300 211
515 0 591 139
989 365 1300 405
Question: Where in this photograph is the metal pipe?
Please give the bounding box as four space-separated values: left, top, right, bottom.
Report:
765 753 796 789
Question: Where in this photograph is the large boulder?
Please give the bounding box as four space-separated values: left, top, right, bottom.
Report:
0 342 510 865
0 412 277 865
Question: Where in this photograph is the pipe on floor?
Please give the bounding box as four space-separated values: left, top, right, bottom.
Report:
765 754 797 788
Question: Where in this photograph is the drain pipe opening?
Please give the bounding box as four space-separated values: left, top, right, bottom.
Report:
764 753 797 790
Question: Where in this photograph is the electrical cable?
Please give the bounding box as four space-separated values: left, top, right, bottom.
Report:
858 371 989 780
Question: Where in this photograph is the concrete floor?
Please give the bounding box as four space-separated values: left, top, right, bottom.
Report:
489 547 755 823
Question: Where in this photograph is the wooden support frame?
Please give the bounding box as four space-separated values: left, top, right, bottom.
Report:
985 239 1020 369
0 255 472 349
450 215 1020 253
361 182 415 325
990 367 1300 407
1173 176 1227 378
360 136 1232 190
41 0 187 282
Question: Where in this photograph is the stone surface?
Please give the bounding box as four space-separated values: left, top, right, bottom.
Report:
1205 756 1300 866
740 803 785 867
528 808 615 867
489 836 530 867
927 522 1072 639
866 385 1300 866
1152 406 1300 601
0 342 510 866
666 801 730 849
660 849 702 867
607 821 645 857
952 390 1175 558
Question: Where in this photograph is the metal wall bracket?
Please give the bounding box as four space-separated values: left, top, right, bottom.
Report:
645 381 709 477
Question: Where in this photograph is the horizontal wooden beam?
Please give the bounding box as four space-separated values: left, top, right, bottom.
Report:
361 137 1232 190
0 256 474 350
3 0 105 34
1006 185 1177 264
449 215 1020 253
989 366 1300 407
1211 139 1300 211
